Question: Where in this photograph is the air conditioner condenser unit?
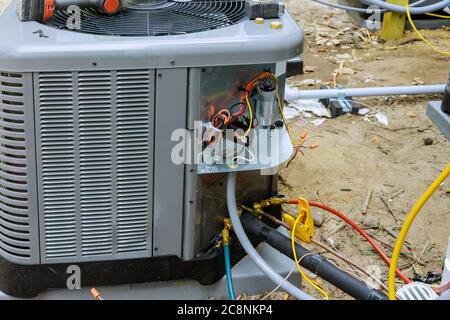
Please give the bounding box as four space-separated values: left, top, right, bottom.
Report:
0 0 303 298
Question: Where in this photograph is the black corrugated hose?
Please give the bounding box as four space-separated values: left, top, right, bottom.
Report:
240 214 388 300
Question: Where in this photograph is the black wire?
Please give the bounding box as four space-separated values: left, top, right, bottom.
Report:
229 102 245 112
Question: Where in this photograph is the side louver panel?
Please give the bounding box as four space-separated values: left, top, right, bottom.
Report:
36 70 154 263
0 72 40 264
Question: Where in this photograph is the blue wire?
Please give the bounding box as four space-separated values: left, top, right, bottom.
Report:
223 244 236 300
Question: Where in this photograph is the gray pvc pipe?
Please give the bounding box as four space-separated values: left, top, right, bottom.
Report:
286 84 446 100
226 172 315 300
363 0 450 14
311 0 427 14
312 0 385 13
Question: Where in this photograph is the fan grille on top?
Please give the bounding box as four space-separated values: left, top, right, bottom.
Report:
44 0 248 37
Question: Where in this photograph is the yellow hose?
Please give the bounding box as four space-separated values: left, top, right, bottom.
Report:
405 3 450 56
388 163 450 300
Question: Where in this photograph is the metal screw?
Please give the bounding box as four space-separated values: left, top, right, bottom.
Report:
32 30 48 38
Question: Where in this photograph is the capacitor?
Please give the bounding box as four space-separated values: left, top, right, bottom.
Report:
255 78 280 128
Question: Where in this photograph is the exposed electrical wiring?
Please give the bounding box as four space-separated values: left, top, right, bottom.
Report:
233 147 256 163
291 211 330 300
236 72 273 117
90 288 104 300
286 130 320 168
212 109 232 129
242 95 254 138
208 71 289 145
208 72 273 142
267 72 291 135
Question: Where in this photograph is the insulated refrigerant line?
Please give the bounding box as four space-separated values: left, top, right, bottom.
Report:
226 172 316 300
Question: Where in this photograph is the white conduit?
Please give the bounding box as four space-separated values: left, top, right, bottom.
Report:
285 84 446 100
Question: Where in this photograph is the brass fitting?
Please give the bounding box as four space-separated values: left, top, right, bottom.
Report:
223 218 232 231
266 197 284 206
222 228 230 245
222 218 232 245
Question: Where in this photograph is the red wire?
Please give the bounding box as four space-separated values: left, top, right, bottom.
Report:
286 200 412 284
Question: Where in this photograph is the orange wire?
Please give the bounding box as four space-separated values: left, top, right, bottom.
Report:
237 72 275 118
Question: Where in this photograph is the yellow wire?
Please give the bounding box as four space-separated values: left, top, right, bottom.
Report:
405 2 450 56
425 12 450 19
269 72 291 137
291 209 329 300
277 91 291 136
241 95 253 138
388 163 450 300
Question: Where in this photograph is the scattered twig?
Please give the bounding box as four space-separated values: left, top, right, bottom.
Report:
361 188 373 215
367 231 426 266
390 189 405 200
323 221 346 240
401 241 430 274
379 195 399 223
315 190 326 206
278 175 293 190
312 239 389 293
381 226 412 247
368 130 392 142
377 125 420 132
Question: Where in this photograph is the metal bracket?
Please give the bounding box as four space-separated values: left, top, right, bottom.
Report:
319 85 360 118
336 86 353 113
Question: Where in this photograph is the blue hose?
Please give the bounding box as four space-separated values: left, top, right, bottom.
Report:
223 244 236 300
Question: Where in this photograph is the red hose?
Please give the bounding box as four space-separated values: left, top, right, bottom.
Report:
286 200 412 284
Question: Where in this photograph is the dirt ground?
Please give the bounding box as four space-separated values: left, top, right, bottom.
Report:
1 0 449 300
250 0 450 300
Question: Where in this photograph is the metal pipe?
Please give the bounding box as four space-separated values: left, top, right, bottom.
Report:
285 84 446 100
226 172 315 300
